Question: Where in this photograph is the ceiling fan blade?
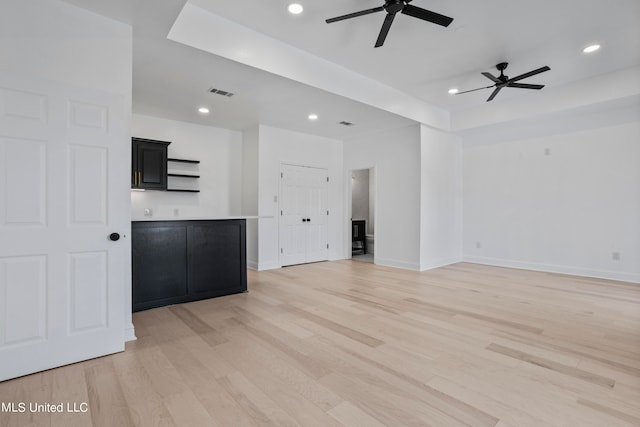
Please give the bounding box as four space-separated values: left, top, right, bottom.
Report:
508 83 545 90
456 85 494 95
481 72 501 83
401 4 453 27
508 66 551 83
375 13 396 47
486 87 502 102
326 6 385 23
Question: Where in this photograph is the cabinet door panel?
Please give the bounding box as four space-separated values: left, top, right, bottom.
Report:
188 221 246 295
132 224 187 309
139 147 164 187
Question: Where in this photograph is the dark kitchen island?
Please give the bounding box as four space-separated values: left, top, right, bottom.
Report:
132 219 247 312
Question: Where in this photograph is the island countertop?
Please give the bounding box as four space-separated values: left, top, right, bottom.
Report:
132 216 258 222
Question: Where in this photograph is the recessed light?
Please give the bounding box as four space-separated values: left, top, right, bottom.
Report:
448 88 459 95
583 44 600 53
198 107 210 114
308 113 318 120
288 3 303 14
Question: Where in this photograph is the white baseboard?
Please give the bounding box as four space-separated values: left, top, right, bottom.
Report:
420 256 463 271
247 260 258 270
463 255 640 284
124 322 137 342
257 261 281 271
374 257 421 271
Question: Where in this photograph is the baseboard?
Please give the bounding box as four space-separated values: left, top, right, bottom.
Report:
420 256 463 271
374 257 421 271
257 261 281 271
463 255 640 284
124 322 137 342
247 259 258 270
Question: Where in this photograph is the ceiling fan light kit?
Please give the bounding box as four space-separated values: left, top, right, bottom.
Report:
325 0 453 48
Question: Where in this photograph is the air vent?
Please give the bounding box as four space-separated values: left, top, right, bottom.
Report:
209 88 234 97
339 121 354 126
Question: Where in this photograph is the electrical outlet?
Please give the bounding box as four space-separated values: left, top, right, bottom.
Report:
173 208 179 216
544 148 551 156
144 208 152 217
476 241 481 249
612 252 620 261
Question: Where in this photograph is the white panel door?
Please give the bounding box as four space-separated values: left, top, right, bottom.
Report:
279 164 328 266
280 165 307 266
0 73 128 381
305 167 329 263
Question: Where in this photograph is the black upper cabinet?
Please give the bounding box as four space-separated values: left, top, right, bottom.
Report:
132 137 170 190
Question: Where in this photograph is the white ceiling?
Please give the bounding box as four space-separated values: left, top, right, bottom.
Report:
62 0 640 139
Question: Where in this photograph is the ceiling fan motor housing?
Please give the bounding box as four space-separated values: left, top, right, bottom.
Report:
385 0 405 14
497 62 509 81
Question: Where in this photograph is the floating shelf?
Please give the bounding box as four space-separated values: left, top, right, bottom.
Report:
167 157 200 192
168 173 200 178
168 158 200 164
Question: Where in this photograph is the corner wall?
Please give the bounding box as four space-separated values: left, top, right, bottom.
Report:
242 126 259 269
420 125 463 270
344 125 422 270
463 120 640 283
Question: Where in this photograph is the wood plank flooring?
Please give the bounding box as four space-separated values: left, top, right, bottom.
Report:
1 261 639 426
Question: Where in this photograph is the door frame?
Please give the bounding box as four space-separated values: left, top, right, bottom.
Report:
346 166 377 263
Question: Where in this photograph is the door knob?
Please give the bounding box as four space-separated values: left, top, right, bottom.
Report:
109 232 121 241
307 218 311 222
302 218 307 222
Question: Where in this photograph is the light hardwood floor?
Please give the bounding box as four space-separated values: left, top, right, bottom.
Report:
1 261 639 426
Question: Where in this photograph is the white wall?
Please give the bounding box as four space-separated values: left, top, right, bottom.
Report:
463 120 640 283
0 0 135 338
0 0 132 97
242 126 259 269
257 125 344 270
345 125 422 270
369 167 376 236
420 125 463 270
131 114 243 220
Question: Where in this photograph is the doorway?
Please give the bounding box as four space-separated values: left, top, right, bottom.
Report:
350 167 376 264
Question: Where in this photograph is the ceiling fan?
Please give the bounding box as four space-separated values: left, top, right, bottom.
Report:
325 0 454 48
457 62 551 102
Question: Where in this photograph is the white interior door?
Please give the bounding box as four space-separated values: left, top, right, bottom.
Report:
280 165 307 266
305 167 329 263
279 164 328 266
0 73 128 381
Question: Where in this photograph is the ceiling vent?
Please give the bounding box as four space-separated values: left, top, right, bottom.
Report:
209 88 234 97
339 121 354 126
